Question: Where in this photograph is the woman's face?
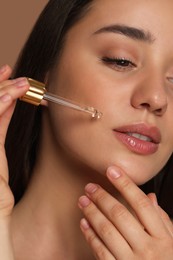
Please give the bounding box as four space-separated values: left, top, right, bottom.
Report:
47 0 173 185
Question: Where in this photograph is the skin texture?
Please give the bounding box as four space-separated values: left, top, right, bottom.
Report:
0 0 173 259
47 0 173 185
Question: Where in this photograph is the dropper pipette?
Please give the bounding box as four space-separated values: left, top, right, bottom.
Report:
20 78 103 119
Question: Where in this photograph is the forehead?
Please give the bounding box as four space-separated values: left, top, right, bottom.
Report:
69 0 173 42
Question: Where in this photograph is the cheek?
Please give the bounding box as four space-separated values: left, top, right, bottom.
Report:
47 103 103 165
47 98 124 177
47 104 168 186
50 66 105 118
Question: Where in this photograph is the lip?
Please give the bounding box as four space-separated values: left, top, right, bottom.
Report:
113 123 161 155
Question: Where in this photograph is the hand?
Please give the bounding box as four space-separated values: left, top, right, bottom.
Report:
78 166 173 259
0 64 30 259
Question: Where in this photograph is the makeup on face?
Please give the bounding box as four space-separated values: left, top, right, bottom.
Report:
20 78 103 119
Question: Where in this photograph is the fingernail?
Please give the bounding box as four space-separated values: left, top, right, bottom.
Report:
0 94 12 102
0 64 7 74
14 77 27 83
85 183 98 194
16 78 28 88
78 196 91 208
152 193 158 207
107 166 121 179
80 218 90 230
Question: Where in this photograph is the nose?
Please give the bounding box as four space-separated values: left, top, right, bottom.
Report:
131 74 168 116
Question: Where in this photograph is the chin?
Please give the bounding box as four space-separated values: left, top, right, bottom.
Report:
123 168 157 186
106 156 159 186
110 145 172 186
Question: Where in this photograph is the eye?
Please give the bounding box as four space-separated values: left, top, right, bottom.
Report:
167 77 173 84
101 56 136 72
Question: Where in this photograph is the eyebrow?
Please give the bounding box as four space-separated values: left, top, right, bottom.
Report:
93 24 155 43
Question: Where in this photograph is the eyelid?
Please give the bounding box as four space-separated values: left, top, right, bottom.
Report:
101 56 137 71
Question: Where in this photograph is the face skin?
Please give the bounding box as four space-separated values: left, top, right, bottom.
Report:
11 1 173 259
46 0 173 185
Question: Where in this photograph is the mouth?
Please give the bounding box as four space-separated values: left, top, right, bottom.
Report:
126 132 155 143
113 123 161 155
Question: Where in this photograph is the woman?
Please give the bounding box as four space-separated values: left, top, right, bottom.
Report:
1 0 173 259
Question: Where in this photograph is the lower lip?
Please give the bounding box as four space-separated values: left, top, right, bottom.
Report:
113 131 159 155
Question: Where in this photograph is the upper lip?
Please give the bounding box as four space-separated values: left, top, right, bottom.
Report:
113 123 161 144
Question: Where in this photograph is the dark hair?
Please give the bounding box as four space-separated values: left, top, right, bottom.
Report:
5 0 93 203
5 0 173 218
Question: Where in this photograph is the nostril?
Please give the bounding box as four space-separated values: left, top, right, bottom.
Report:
138 102 167 116
154 107 167 116
140 103 150 109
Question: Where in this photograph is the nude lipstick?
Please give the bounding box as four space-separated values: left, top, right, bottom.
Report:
113 123 161 155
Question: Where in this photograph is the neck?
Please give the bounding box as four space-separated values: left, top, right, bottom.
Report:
11 114 121 260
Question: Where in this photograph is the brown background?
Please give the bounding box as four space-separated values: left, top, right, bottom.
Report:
0 1 48 68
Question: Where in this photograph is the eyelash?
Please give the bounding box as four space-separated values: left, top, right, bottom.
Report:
101 56 136 71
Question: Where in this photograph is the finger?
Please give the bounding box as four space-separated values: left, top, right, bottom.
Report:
0 65 12 83
0 176 14 219
157 206 173 237
0 78 29 102
0 174 14 260
0 78 30 144
80 218 115 260
0 104 16 144
148 194 173 237
147 193 173 237
106 166 169 238
78 195 133 258
0 103 16 183
0 77 29 92
0 78 28 118
0 218 14 260
84 183 148 250
147 193 158 207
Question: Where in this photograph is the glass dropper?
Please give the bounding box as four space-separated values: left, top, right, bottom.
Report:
20 78 103 119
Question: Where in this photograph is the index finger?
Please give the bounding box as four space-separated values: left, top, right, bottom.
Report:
106 166 169 238
0 65 12 83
